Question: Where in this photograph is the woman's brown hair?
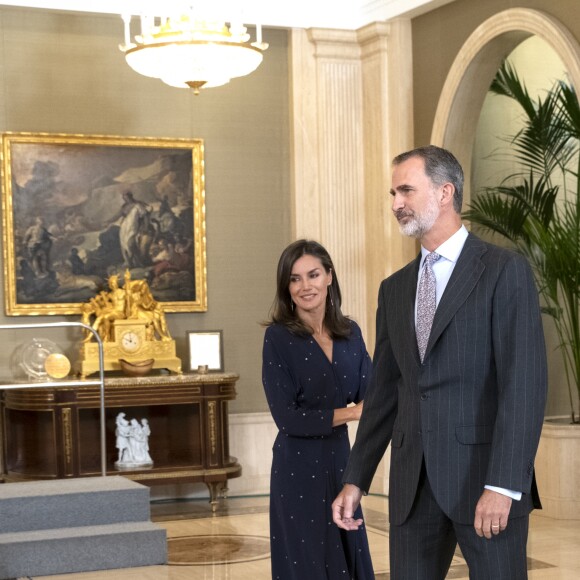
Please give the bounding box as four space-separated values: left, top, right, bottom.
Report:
265 239 351 339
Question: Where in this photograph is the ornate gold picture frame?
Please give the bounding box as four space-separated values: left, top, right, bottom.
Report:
1 132 207 315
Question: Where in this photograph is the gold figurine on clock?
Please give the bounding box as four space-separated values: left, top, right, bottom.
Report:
77 270 182 377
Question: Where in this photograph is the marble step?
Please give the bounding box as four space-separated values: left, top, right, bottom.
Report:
0 521 167 579
0 476 151 533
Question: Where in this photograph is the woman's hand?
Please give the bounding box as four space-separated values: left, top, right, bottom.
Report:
332 400 364 427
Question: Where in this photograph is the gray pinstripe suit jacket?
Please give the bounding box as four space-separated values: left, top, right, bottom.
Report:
344 233 548 526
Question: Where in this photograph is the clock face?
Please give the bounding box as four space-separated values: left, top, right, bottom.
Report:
120 331 141 353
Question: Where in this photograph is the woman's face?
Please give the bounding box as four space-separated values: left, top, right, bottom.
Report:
288 254 332 316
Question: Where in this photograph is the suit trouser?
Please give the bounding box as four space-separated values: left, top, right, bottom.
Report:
389 463 529 580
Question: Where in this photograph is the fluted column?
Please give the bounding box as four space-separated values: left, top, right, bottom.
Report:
290 28 367 336
358 19 417 347
289 21 416 347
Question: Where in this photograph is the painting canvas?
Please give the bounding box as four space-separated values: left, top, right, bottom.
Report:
1 132 206 315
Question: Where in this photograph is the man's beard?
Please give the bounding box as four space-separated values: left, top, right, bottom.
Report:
394 196 440 239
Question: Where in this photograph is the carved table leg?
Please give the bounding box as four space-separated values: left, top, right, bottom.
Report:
207 481 225 512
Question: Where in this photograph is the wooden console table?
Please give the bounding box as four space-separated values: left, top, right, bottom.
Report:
1 372 241 510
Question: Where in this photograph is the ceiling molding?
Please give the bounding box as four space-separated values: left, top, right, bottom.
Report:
0 0 457 30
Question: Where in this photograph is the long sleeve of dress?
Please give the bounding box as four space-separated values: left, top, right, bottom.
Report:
262 326 335 437
351 324 372 404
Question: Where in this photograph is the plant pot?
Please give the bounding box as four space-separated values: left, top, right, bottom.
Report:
535 417 580 519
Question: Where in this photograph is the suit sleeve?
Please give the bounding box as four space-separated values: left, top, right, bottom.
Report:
262 327 334 438
486 253 547 494
343 282 401 492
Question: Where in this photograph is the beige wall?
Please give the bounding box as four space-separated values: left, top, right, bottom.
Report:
0 7 290 414
412 0 580 416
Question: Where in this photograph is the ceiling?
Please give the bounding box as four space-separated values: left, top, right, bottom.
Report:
0 0 457 30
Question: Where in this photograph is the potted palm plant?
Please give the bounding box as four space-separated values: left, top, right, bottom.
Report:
464 60 580 518
465 59 580 423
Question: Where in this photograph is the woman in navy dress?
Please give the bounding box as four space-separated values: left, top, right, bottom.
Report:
263 239 375 579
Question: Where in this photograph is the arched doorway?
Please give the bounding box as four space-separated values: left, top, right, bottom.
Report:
430 7 580 207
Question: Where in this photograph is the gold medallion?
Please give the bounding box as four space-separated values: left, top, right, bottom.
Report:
45 353 71 379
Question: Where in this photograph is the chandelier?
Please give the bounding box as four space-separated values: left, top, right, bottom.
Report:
119 10 268 94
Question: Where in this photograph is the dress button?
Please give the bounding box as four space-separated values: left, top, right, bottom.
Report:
420 393 428 401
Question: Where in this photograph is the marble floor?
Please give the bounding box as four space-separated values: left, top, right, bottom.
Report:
29 495 578 579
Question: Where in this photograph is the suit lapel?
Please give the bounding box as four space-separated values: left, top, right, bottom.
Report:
424 234 487 359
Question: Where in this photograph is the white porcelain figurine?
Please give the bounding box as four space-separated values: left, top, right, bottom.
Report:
114 412 153 469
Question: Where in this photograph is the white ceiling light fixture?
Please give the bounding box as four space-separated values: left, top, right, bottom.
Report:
119 6 268 95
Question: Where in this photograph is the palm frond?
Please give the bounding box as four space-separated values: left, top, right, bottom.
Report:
481 175 558 229
556 82 580 139
494 72 576 179
463 189 529 244
489 60 536 119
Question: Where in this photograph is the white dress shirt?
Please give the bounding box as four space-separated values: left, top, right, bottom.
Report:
416 224 521 502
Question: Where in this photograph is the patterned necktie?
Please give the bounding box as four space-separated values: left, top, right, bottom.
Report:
416 252 440 362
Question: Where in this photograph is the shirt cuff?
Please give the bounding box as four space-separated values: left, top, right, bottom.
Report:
485 484 522 501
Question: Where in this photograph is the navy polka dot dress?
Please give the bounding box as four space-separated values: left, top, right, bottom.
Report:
262 321 375 579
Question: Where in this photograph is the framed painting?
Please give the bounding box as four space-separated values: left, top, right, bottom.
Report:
1 132 207 315
187 330 224 372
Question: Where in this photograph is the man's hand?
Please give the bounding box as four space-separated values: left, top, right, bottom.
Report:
474 488 512 539
332 483 364 530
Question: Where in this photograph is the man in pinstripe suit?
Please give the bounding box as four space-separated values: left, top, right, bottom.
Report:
332 146 547 579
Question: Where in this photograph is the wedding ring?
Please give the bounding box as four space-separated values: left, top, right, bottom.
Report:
492 525 500 529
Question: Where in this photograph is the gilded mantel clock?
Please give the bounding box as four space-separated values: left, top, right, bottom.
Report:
77 272 182 378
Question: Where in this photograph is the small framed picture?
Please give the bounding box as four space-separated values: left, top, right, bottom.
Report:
187 330 224 372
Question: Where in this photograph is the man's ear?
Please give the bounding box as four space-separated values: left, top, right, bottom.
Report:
439 182 455 207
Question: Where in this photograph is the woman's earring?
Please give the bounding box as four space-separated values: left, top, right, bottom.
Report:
328 285 334 307
291 300 295 312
